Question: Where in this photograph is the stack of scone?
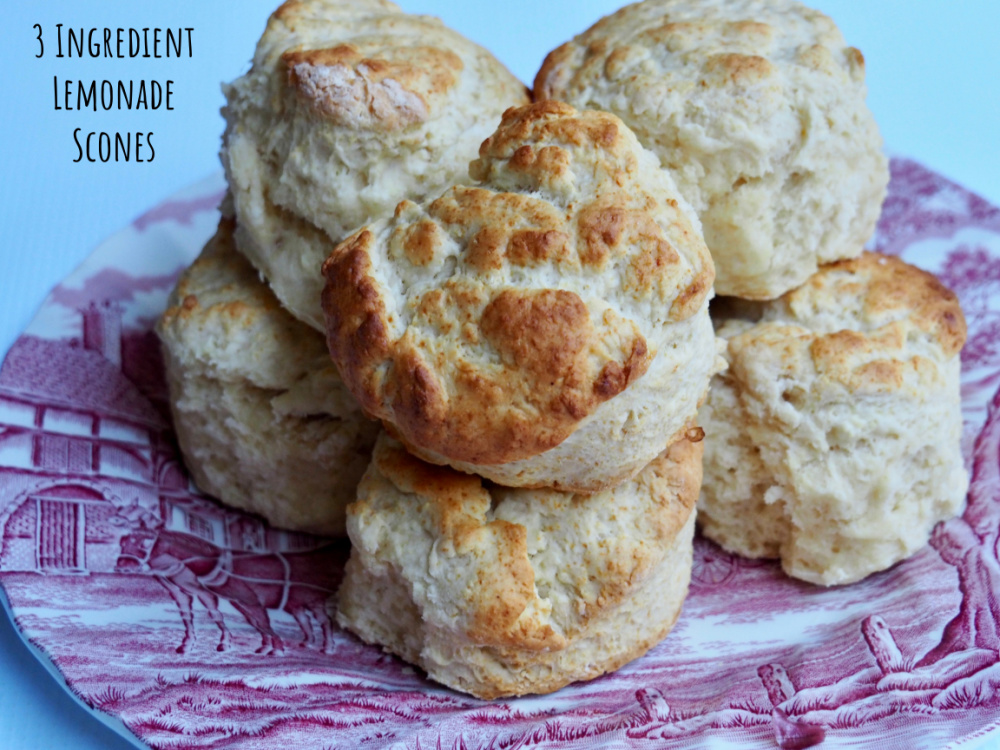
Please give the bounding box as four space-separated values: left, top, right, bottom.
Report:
157 0 970 701
160 0 529 535
324 100 719 697
536 0 968 586
160 0 721 698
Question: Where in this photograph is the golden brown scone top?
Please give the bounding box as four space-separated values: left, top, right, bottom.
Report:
282 38 463 130
778 252 967 359
720 252 967 396
252 0 519 132
158 217 338 391
322 101 714 466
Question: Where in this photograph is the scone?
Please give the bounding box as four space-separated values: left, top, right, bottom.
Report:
158 219 379 536
222 0 529 330
322 101 721 492
699 252 968 586
336 431 701 699
534 0 889 300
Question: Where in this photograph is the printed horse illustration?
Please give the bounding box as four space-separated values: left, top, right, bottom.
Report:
112 505 344 655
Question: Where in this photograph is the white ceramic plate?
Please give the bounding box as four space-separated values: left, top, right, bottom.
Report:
2 160 1000 750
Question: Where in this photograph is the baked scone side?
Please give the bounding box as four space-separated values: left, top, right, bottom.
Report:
699 253 969 585
158 219 378 536
336 432 701 698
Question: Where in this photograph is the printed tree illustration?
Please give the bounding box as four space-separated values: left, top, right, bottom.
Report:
919 382 1000 665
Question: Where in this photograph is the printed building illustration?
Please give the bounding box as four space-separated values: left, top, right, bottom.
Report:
0 301 312 574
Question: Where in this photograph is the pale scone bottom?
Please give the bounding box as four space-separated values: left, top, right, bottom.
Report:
337 512 694 699
334 434 701 699
698 323 968 586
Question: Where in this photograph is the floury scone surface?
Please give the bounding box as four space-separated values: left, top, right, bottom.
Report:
699 253 969 585
222 0 529 330
336 432 701 699
535 0 889 300
158 219 378 536
322 102 722 492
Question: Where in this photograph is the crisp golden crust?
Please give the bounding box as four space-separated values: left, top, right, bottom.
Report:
322 102 716 480
427 188 569 271
724 253 968 396
362 439 561 649
324 246 652 465
161 219 282 331
367 430 703 621
337 431 701 697
479 100 621 155
782 252 967 359
221 0 529 330
533 43 577 102
282 42 463 130
322 229 390 416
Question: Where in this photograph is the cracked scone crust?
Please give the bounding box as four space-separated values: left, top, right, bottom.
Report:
336 431 701 699
158 219 379 536
534 0 889 300
323 101 720 492
699 252 969 585
221 0 528 330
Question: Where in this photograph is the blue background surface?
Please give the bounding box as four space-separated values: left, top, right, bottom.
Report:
0 1 998 747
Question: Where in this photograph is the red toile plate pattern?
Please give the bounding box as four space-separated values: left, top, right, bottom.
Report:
1 158 999 749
